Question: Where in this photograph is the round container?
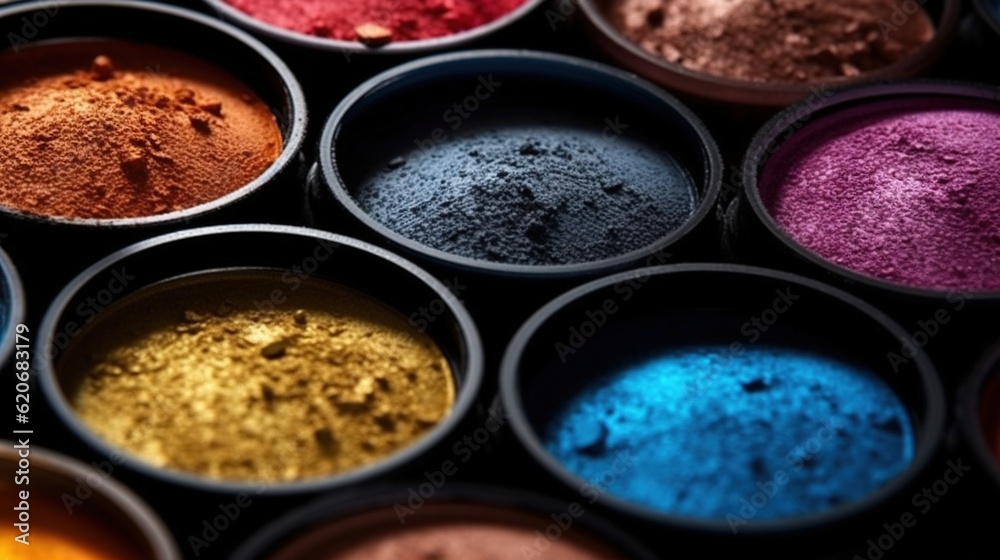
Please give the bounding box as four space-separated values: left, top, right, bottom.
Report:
0 0 307 300
959 340 1000 494
500 264 945 553
33 224 483 497
311 49 721 345
726 81 1000 339
974 0 1000 40
0 246 25 371
229 484 659 560
201 0 546 57
0 442 181 559
577 0 961 108
961 1 1000 84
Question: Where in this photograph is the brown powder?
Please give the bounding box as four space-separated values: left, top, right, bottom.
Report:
608 0 935 82
59 270 455 483
0 39 282 220
268 503 629 560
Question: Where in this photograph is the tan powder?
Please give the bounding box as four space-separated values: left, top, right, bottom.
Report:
59 270 455 482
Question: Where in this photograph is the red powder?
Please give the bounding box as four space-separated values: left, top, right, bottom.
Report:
223 0 528 43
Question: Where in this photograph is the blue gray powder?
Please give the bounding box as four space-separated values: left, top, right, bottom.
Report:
543 346 915 521
352 123 697 265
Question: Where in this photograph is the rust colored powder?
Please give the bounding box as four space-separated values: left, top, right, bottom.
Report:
223 0 527 43
608 0 935 82
0 39 282 220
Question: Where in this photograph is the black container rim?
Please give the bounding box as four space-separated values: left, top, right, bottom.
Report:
973 0 1000 37
0 442 183 559
499 263 947 537
227 482 660 560
317 49 722 280
34 224 485 496
0 0 308 229
958 339 1000 490
201 0 547 55
576 0 962 106
0 245 25 369
742 79 1000 301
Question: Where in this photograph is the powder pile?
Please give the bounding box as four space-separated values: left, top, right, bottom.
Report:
760 97 1000 292
223 0 527 43
60 270 454 482
543 346 914 520
608 0 934 82
0 485 144 559
353 121 697 265
269 504 627 560
0 40 281 220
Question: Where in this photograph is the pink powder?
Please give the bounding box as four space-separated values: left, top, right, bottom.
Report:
759 96 1000 292
223 0 526 43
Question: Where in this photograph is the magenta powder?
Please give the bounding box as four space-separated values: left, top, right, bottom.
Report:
759 96 1000 292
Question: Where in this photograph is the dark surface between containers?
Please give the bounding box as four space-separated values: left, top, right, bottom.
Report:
2 0 999 559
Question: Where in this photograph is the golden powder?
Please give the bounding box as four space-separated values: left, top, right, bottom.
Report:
58 270 455 482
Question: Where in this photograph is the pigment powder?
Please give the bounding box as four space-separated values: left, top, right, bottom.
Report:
0 484 144 559
759 96 1000 292
543 346 914 520
58 270 454 482
0 39 281 220
608 0 934 82
223 0 527 44
267 504 626 560
353 120 697 265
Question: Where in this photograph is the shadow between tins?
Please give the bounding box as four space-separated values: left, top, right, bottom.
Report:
499 263 947 539
741 80 1000 303
316 49 722 281
959 339 1000 492
33 224 484 497
0 0 307 229
973 0 1000 39
0 246 25 369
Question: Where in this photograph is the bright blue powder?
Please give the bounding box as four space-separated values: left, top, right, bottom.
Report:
543 346 915 521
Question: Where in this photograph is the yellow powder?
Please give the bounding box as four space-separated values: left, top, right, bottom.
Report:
58 270 455 482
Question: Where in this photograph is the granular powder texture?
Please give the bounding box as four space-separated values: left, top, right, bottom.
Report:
0 40 281 220
760 97 1000 292
543 346 914 520
353 121 697 265
223 0 527 43
60 270 454 482
608 0 934 82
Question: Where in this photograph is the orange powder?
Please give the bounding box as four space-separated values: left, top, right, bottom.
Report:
0 486 146 559
0 39 282 220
